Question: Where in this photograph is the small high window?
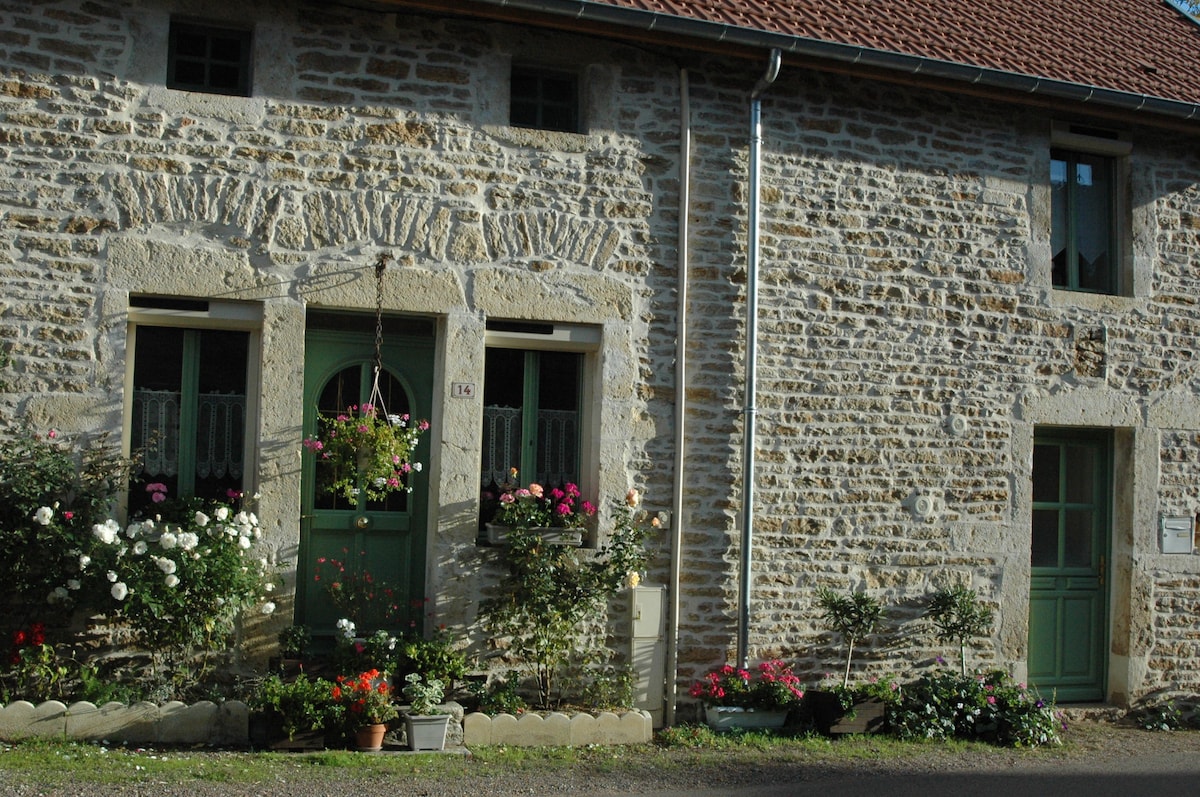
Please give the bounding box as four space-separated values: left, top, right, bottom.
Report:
167 20 252 96
510 66 580 133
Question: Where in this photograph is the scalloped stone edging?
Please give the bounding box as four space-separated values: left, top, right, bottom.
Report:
0 700 248 745
462 709 652 746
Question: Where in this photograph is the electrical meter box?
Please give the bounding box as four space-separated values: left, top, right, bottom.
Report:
1160 516 1194 554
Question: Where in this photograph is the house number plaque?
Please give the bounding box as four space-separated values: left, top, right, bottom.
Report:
452 382 475 398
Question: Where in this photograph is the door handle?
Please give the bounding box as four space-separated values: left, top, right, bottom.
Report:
1098 555 1105 587
355 515 372 530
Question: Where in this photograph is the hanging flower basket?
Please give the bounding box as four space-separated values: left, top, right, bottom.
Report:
303 403 429 502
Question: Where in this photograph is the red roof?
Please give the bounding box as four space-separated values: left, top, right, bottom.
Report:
583 0 1200 108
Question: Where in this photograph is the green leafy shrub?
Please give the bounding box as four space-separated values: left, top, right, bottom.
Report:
80 501 277 658
889 669 1062 747
1 425 130 632
397 628 469 689
401 672 445 715
249 673 343 740
472 671 527 716
1136 699 1186 731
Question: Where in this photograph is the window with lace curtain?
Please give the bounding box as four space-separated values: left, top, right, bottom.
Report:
129 326 249 515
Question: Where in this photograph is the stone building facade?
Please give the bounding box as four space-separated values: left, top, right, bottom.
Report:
2 0 1199 716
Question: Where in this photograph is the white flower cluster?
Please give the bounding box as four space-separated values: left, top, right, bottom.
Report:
336 617 357 640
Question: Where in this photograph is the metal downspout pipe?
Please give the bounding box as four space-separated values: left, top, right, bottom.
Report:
736 49 781 670
665 66 690 728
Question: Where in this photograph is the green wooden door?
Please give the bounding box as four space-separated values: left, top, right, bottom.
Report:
1028 431 1110 702
298 321 433 640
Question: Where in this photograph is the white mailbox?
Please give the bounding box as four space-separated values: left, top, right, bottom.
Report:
1160 516 1194 554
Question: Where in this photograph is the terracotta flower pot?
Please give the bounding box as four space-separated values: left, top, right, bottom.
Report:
354 722 388 752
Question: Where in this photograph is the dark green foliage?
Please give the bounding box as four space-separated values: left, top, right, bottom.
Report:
889 669 1062 747
481 499 650 708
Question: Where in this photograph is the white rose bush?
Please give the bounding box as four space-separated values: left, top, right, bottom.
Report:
3 421 280 703
78 502 277 655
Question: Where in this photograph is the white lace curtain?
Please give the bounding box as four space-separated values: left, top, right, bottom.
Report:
134 388 244 479
481 405 577 487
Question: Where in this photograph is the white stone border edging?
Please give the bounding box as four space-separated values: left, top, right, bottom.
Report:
0 700 248 746
462 709 652 746
2 702 652 748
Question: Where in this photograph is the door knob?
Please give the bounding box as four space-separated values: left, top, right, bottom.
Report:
355 515 371 530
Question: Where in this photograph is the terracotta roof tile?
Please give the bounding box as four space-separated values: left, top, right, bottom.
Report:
587 0 1200 106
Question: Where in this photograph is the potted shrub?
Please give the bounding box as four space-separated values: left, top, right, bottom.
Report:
689 660 805 731
331 668 399 752
401 672 450 751
810 587 889 735
248 673 341 750
927 584 994 675
271 624 311 676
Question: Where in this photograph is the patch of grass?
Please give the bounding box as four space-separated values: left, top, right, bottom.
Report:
0 724 1098 792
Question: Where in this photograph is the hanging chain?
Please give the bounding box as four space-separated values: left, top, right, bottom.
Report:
368 253 392 421
373 252 389 378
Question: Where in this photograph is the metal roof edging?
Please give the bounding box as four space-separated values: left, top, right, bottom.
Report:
480 0 1200 122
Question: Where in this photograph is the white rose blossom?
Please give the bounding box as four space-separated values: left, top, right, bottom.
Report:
133 540 148 555
194 511 209 527
154 556 177 575
106 570 118 583
158 531 178 550
67 579 81 590
93 521 118 545
78 554 91 569
165 574 179 588
177 531 200 551
111 582 128 601
215 506 229 521
261 601 276 615
34 506 54 525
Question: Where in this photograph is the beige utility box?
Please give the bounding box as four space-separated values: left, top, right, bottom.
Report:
629 585 665 726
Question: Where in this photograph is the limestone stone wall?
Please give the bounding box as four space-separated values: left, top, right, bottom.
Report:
1 0 1199 708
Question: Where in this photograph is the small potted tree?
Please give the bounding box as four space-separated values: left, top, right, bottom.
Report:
927 584 994 675
401 672 449 751
810 587 890 735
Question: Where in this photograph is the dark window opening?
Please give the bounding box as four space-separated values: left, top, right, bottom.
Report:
479 347 583 532
167 20 252 96
510 67 580 133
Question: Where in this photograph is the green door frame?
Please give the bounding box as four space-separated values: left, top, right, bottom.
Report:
1028 428 1111 702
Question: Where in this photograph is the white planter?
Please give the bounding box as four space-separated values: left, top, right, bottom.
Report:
404 713 450 751
485 523 583 547
704 706 789 732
